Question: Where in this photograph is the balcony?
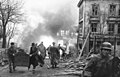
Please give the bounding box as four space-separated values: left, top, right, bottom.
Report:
89 15 100 23
107 17 120 22
107 14 120 22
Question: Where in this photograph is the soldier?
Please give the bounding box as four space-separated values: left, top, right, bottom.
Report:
58 44 61 50
61 44 67 61
36 42 46 67
83 42 114 77
57 44 62 59
47 45 51 59
38 42 46 60
49 42 60 68
28 43 38 73
7 42 17 73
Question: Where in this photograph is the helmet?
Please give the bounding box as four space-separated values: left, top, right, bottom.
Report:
101 42 112 51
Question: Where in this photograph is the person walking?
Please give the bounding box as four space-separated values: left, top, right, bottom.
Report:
49 42 60 68
47 45 51 59
38 42 46 60
7 42 17 73
28 43 38 73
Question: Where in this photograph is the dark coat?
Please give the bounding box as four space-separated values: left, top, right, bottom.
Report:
29 46 38 67
49 46 60 65
85 54 113 77
84 54 120 77
7 47 17 62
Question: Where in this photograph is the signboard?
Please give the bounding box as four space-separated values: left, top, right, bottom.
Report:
14 52 29 67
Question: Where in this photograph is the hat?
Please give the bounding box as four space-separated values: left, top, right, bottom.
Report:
101 42 112 50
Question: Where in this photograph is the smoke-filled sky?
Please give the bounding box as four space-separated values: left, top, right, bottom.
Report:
13 0 79 48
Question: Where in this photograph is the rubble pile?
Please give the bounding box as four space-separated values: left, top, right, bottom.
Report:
54 59 86 76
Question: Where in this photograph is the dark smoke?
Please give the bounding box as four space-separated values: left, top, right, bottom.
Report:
21 4 78 49
21 23 48 49
43 5 76 38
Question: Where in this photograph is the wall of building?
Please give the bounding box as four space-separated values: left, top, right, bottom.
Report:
78 2 84 36
78 0 120 54
83 0 120 36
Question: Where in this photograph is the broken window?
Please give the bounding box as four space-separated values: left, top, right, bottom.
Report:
108 23 114 34
119 9 120 16
92 4 99 16
117 41 120 45
119 5 120 16
91 23 97 32
118 23 120 34
109 4 116 16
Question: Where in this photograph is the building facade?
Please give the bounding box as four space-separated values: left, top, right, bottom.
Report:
77 0 120 54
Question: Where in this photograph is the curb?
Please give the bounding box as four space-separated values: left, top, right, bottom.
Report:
0 65 8 71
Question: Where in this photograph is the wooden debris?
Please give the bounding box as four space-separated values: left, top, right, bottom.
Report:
54 70 82 76
54 57 86 76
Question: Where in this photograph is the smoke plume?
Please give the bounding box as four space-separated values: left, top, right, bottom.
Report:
20 1 78 49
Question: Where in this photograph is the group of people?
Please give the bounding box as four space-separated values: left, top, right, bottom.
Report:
28 42 46 73
7 41 120 76
83 42 120 77
7 41 66 73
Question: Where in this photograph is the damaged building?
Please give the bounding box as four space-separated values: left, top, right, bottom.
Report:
77 0 120 56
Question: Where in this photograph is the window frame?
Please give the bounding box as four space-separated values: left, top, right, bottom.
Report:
119 4 120 16
109 4 116 16
118 23 120 34
108 23 114 34
91 23 97 32
117 41 120 45
92 4 99 16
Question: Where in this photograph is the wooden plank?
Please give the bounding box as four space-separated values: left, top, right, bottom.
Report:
54 70 82 76
77 31 91 61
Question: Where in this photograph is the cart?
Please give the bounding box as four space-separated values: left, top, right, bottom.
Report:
9 51 30 72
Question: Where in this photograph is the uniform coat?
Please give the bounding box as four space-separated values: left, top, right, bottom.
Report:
7 46 17 72
28 46 38 69
49 46 60 67
38 44 46 59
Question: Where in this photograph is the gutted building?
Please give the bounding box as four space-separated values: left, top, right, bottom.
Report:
77 0 120 55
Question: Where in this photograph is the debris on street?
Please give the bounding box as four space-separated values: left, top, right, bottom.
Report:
53 59 86 76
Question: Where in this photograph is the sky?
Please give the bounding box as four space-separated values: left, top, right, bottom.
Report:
12 0 79 48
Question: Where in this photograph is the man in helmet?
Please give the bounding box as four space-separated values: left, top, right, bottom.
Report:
83 42 113 77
